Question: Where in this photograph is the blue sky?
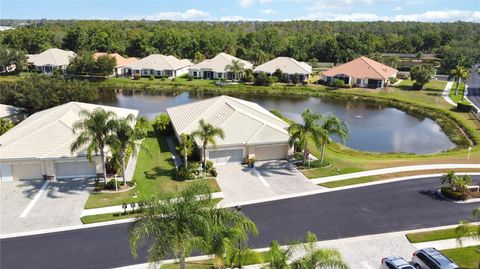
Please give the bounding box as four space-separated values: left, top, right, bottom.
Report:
1 0 479 22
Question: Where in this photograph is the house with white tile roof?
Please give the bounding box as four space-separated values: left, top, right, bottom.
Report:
253 57 312 82
126 54 193 78
167 95 292 165
27 48 76 75
189 53 253 80
0 102 138 181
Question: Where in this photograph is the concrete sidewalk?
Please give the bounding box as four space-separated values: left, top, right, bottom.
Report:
413 237 480 250
311 163 480 184
442 81 456 106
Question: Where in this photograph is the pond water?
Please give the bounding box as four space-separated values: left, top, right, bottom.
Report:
98 90 455 154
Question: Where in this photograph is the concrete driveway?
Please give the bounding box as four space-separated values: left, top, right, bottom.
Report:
0 178 94 235
216 160 320 206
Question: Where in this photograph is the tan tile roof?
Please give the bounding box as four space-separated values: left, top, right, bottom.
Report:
0 102 138 160
189 53 253 73
253 57 312 75
166 96 290 148
323 56 398 80
126 54 192 71
93 52 138 68
27 48 76 67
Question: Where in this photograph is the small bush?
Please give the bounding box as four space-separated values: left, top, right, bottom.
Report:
176 162 202 181
397 73 409 79
457 101 473 112
330 79 346 88
388 77 398 84
186 75 193 81
310 160 330 168
149 75 155 80
441 187 467 201
161 77 166 81
412 82 423 90
152 113 171 135
254 73 273 86
133 74 141 80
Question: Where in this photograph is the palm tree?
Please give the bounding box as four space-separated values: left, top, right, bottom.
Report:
456 208 480 269
440 170 459 187
288 109 326 164
450 65 470 96
177 133 194 168
319 114 349 164
108 115 148 188
191 119 225 171
128 181 257 269
71 108 116 183
266 240 292 269
225 59 245 81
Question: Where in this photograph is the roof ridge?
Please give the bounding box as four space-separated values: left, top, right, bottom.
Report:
288 57 310 73
359 56 388 79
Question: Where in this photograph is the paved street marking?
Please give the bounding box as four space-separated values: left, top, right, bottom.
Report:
252 168 270 187
20 181 49 218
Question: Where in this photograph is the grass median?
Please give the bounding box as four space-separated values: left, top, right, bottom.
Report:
442 246 479 269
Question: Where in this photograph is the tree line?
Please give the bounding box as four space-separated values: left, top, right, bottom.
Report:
1 20 479 72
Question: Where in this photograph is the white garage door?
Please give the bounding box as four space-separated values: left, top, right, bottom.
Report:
0 164 13 182
55 161 96 179
208 149 244 165
255 144 287 161
12 163 43 180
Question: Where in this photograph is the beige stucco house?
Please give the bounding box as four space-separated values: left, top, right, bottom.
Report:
253 57 312 82
27 48 76 75
189 53 253 80
322 56 398 88
126 54 193 78
93 52 138 76
167 96 292 165
0 102 138 182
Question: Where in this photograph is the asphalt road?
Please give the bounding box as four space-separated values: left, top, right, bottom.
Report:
1 176 479 269
467 64 480 109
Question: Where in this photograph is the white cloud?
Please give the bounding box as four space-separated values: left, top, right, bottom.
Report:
239 0 272 7
261 9 277 15
127 9 210 21
312 0 378 10
220 15 267 21
298 10 480 22
393 6 402 11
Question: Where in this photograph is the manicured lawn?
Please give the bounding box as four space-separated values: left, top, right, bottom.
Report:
318 176 374 188
406 227 466 243
84 134 221 209
449 82 466 104
161 252 269 269
442 246 479 269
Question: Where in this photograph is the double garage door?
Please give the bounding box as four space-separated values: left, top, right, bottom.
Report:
0 160 96 181
55 161 96 179
255 144 287 161
208 149 244 165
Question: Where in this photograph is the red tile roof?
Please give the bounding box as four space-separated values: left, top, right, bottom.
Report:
323 56 397 80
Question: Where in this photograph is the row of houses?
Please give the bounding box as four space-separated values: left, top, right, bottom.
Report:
27 48 397 88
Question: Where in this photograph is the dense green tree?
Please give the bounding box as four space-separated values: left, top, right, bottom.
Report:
450 65 470 96
128 181 257 269
0 118 14 135
95 54 116 76
410 64 435 90
0 46 26 73
67 50 96 76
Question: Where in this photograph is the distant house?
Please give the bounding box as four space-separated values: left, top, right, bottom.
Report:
126 54 193 78
167 95 292 165
27 48 76 75
0 102 138 182
253 57 312 82
189 53 253 80
0 104 26 123
322 56 398 89
93 52 138 76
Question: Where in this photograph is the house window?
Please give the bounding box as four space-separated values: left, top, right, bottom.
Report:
193 71 197 77
156 71 162 76
356 79 362 84
217 73 223 78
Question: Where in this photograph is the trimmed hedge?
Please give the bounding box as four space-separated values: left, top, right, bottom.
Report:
457 101 473 112
441 187 467 200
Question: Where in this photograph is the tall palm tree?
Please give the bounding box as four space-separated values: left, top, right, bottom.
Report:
456 208 480 269
128 181 256 269
177 133 194 168
450 65 470 96
288 109 326 164
266 240 292 269
319 114 349 164
225 59 245 81
71 108 116 183
191 119 225 171
108 115 148 187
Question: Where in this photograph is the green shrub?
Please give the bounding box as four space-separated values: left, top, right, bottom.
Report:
254 73 273 86
176 162 202 181
133 74 141 80
149 75 155 80
412 82 423 90
388 77 398 84
152 113 171 135
397 73 409 80
105 179 117 190
186 75 193 81
457 101 473 112
441 187 467 201
330 79 346 88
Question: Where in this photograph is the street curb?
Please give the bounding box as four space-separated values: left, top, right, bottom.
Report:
435 189 480 204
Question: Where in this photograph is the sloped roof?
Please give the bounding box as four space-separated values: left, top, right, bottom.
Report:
93 52 138 68
166 96 290 147
322 56 398 80
126 54 193 71
0 104 24 118
0 102 138 160
253 57 312 75
27 48 76 67
190 53 253 73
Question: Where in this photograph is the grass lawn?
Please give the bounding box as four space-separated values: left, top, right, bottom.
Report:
302 79 480 179
161 252 270 269
405 226 479 243
442 246 479 269
84 134 221 209
449 82 466 104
